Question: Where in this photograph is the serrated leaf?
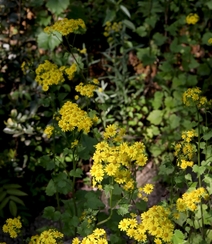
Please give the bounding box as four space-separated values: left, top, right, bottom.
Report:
46 0 69 15
6 189 27 196
43 206 55 220
117 204 129 216
69 168 83 178
37 31 62 51
203 130 212 140
147 110 163 125
84 191 104 209
53 211 61 221
9 200 17 217
104 185 114 198
45 179 56 196
120 5 131 18
172 229 185 244
9 195 25 206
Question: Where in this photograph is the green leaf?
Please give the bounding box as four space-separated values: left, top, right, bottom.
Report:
136 26 147 37
9 196 25 206
206 1 212 9
0 190 7 202
43 206 55 220
135 200 147 211
202 32 212 45
69 215 79 227
104 185 114 198
37 31 62 51
46 0 69 15
122 19 135 30
78 134 97 160
153 32 167 46
172 229 185 244
142 53 156 66
147 110 163 125
53 211 61 221
69 168 83 178
0 196 10 210
6 189 27 196
113 184 122 195
151 91 163 109
192 165 206 176
45 179 56 196
103 8 116 25
117 204 129 216
3 184 22 189
120 5 131 18
188 58 199 69
169 114 180 129
9 200 17 217
84 191 104 209
203 130 212 140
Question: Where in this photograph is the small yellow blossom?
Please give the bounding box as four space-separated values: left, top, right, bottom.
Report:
2 217 22 238
44 18 86 36
208 38 212 44
44 125 54 138
186 13 199 25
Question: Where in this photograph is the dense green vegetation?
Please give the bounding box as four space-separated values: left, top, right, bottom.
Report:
1 0 212 243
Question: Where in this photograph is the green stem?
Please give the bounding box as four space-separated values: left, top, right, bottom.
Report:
71 149 78 235
56 191 62 231
197 107 205 239
97 179 114 226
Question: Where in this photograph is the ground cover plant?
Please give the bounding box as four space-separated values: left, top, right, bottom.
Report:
1 0 212 243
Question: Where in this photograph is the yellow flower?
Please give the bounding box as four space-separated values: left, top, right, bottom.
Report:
44 125 54 138
118 218 130 231
143 184 154 194
186 13 199 25
2 217 22 239
208 38 212 44
44 18 86 36
71 139 79 148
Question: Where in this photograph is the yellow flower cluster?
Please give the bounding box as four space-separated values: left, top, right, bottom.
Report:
71 139 79 148
208 38 212 44
44 125 54 138
21 61 27 74
35 229 63 244
181 129 197 142
58 101 93 133
176 187 209 212
29 234 39 244
35 61 78 91
91 125 148 191
44 18 86 36
72 228 107 244
104 21 122 37
2 217 22 238
75 83 97 98
174 130 197 169
119 206 174 243
138 184 154 201
186 13 199 25
75 79 100 98
64 63 77 80
35 60 64 91
78 48 87 54
182 87 208 108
